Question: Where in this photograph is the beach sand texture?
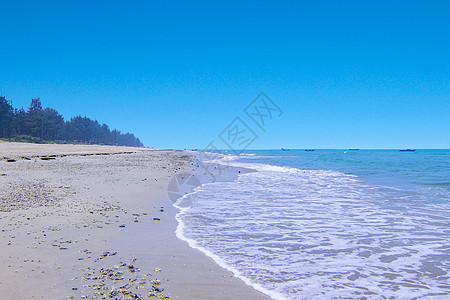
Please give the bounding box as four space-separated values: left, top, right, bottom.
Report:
0 141 268 299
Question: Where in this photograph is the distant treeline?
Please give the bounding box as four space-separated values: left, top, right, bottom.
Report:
0 95 143 147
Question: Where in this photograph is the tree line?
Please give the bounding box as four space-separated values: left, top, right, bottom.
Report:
0 95 143 147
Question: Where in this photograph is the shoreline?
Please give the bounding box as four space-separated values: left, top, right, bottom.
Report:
0 142 269 299
172 151 283 299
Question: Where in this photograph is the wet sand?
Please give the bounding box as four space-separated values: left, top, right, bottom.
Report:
0 142 269 299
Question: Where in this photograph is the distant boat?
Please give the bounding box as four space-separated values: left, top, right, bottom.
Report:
305 149 315 152
400 149 416 152
281 148 289 151
348 149 360 151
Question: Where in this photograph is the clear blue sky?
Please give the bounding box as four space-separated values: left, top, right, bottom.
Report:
1 0 449 149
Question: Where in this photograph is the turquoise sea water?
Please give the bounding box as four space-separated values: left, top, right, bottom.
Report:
175 150 450 299
239 149 450 190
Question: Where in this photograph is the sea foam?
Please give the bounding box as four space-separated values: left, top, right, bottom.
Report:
174 154 450 299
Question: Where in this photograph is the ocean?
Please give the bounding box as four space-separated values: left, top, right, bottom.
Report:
174 150 450 299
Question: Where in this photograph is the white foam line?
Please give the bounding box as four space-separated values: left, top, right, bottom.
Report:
173 185 288 300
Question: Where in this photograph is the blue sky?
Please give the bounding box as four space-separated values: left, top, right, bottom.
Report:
1 0 449 149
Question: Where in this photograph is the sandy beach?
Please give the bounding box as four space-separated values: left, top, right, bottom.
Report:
0 141 268 299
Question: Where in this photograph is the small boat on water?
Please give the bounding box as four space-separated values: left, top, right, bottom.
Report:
348 149 360 151
281 148 289 151
400 149 416 152
305 149 315 152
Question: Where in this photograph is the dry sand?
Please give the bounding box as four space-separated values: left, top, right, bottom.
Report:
0 141 269 299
